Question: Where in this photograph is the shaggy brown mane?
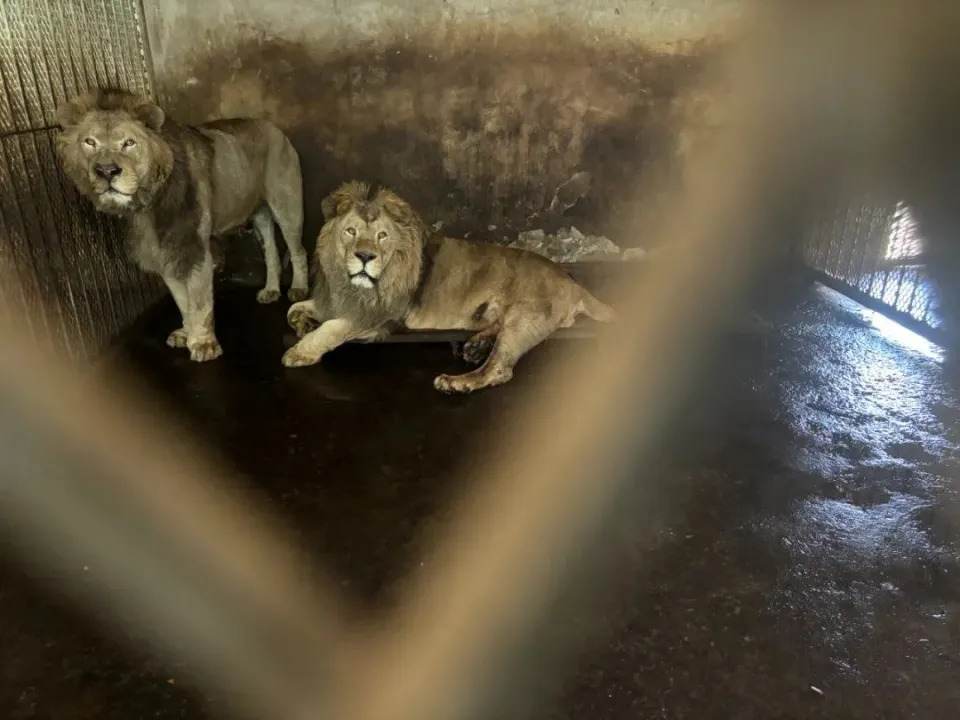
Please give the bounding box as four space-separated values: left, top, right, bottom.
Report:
319 181 428 238
313 181 428 325
54 88 173 215
56 88 165 132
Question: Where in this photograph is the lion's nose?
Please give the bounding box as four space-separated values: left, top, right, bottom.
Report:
94 163 122 180
354 250 377 264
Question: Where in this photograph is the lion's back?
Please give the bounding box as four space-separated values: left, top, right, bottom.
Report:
199 116 274 137
193 119 300 233
406 235 581 331
197 117 291 157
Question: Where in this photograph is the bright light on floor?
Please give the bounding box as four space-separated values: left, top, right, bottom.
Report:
817 284 944 361
867 311 943 361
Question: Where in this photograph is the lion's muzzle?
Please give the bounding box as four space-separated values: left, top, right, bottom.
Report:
88 158 140 209
349 269 376 289
347 250 382 289
94 162 122 181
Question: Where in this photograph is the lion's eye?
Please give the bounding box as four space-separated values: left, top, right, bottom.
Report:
83 138 96 148
377 231 388 241
122 138 136 149
345 227 357 237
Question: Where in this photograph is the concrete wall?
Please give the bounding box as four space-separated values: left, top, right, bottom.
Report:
142 0 743 280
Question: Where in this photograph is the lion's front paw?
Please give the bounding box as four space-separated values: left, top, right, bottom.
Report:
188 338 223 362
257 287 281 304
287 286 309 302
287 307 319 338
281 346 321 368
166 328 188 348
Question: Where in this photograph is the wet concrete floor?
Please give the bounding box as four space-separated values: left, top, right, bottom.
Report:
2 281 959 719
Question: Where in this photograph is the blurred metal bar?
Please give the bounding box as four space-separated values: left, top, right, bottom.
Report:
0 317 346 719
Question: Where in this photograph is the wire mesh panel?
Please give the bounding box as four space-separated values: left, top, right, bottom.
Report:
805 198 941 336
0 0 162 359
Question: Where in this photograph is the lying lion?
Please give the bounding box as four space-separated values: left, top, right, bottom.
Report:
55 89 309 361
282 181 616 393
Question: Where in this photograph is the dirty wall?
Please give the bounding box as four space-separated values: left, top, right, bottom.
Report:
142 0 742 283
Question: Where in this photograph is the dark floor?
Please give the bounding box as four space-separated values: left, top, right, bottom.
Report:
2 282 960 719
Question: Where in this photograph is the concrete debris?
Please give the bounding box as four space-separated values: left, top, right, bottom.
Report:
510 225 626 263
517 228 546 244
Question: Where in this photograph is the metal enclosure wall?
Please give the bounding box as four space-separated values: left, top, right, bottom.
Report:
805 199 941 339
0 0 163 359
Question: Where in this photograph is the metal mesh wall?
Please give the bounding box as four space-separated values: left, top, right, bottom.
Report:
805 198 941 338
0 0 163 359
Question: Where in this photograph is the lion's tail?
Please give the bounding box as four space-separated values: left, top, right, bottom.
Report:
578 288 616 323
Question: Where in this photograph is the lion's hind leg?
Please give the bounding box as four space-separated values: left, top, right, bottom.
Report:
434 307 557 394
265 134 308 301
252 206 281 304
458 321 501 365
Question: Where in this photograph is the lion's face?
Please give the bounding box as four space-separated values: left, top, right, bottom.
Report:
333 208 407 290
316 182 426 315
55 91 171 216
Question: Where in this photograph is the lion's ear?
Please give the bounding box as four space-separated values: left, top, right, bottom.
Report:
321 193 340 221
55 94 96 129
380 191 421 228
324 180 377 220
134 101 165 132
321 191 355 220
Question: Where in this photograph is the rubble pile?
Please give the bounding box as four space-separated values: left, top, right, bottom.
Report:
509 226 647 264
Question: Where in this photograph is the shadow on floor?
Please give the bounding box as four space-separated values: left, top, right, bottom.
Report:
1 283 959 719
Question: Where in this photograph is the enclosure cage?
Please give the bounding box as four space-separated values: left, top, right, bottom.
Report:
0 1 944 356
1 1 959 720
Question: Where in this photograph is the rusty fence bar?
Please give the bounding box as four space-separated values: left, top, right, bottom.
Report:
3 2 960 720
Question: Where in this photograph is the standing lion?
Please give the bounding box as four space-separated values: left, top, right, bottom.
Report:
283 181 616 393
55 88 308 362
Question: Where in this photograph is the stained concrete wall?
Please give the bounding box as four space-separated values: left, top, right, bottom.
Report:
141 0 743 281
